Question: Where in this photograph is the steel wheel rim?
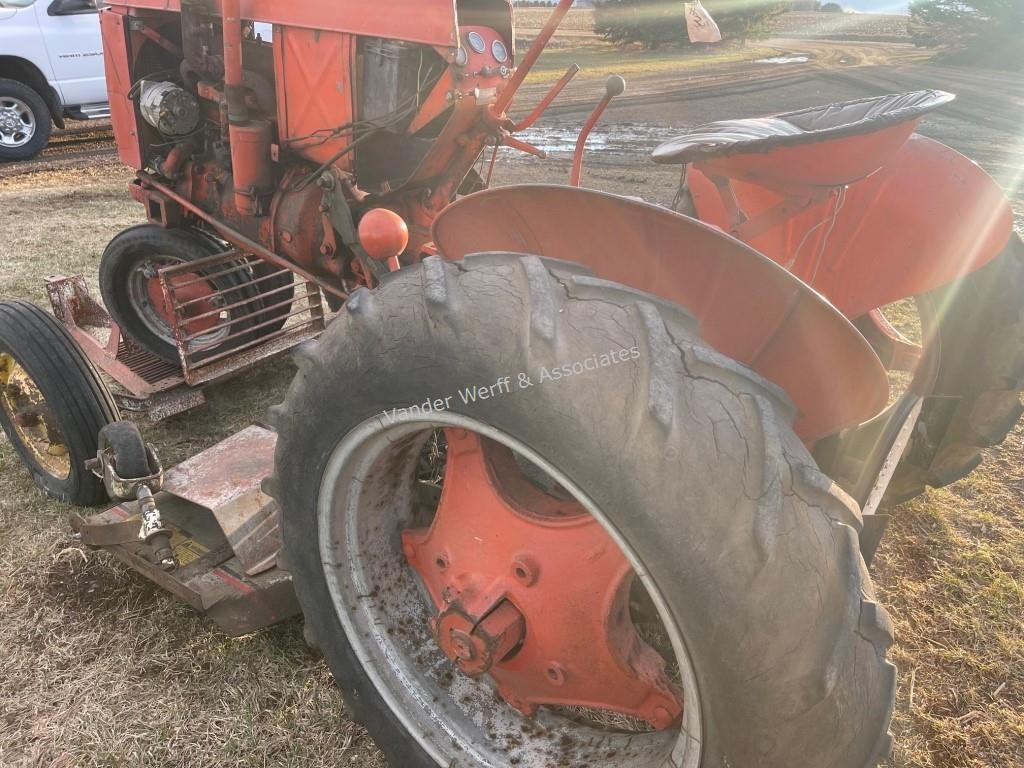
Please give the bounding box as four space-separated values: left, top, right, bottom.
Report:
317 413 703 768
127 257 231 352
0 97 36 148
0 353 71 479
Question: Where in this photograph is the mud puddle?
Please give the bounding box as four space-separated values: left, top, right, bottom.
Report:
503 122 678 158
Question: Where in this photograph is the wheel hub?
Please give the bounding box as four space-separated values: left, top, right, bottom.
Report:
0 99 34 147
402 429 683 730
433 601 526 677
0 353 70 478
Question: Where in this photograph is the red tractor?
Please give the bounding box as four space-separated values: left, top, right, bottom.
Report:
0 0 1021 766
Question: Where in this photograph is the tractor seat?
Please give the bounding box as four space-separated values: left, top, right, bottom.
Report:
651 90 955 176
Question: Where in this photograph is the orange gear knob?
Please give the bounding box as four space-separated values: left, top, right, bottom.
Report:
358 208 410 262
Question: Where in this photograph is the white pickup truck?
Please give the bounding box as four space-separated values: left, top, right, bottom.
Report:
0 0 108 161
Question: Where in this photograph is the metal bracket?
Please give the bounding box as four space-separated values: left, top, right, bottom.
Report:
88 443 164 501
86 443 174 570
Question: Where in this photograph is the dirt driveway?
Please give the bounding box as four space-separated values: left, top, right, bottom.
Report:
0 38 1022 768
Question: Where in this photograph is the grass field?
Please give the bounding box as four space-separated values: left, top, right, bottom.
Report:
515 8 913 41
524 42 779 83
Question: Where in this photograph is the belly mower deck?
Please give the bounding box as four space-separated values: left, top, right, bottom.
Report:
70 425 299 636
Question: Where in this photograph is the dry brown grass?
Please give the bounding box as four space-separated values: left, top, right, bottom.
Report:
0 168 387 767
876 430 1024 768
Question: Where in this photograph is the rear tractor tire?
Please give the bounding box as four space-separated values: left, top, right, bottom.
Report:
268 254 896 768
0 300 118 505
888 234 1024 503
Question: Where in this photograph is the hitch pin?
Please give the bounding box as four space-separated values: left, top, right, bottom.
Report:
137 485 176 571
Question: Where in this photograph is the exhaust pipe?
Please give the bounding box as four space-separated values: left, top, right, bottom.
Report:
221 0 271 216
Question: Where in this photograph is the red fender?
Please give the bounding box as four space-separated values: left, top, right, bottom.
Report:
689 135 1015 318
433 185 889 441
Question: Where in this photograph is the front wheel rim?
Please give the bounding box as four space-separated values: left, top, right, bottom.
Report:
0 352 71 479
0 97 36 148
317 413 703 768
126 257 231 352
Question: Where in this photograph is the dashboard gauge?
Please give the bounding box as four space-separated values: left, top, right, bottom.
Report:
491 39 508 63
466 31 486 54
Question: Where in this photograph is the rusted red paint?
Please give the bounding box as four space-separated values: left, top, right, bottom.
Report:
273 28 356 169
147 272 219 333
688 135 1014 318
403 430 683 729
99 8 142 170
104 0 461 47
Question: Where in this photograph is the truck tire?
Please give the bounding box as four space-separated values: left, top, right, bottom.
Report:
888 234 1024 503
0 300 118 505
100 225 264 364
267 254 896 768
0 78 52 162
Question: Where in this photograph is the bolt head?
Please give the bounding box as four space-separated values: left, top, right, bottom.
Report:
449 629 477 662
545 663 566 687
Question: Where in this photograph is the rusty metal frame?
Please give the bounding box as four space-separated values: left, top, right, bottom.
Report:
157 251 326 386
46 274 186 400
44 257 328 420
69 425 296 635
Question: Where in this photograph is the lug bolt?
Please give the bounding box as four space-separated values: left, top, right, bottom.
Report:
15 411 40 427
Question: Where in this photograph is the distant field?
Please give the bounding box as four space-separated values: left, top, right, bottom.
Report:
516 7 594 32
774 11 910 41
515 8 911 42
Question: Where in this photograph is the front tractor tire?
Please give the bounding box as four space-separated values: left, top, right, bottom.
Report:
99 225 264 364
268 254 896 768
0 300 118 505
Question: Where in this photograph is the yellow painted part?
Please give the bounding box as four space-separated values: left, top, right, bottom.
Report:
0 353 72 480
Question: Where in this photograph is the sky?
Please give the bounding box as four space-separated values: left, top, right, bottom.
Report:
842 0 910 13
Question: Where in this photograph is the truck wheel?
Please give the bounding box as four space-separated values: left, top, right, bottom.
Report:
887 234 1024 502
0 78 52 162
268 254 896 768
0 300 118 505
100 225 264 364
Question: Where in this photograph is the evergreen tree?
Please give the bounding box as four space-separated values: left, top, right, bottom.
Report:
909 0 1023 69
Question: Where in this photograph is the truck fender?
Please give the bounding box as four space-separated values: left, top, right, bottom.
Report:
0 55 64 128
